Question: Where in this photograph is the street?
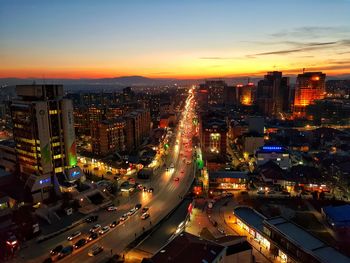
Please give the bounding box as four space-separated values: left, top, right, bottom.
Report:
13 88 197 263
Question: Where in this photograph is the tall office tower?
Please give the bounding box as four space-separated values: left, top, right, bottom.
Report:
257 71 290 117
203 80 227 106
10 84 83 202
293 72 326 117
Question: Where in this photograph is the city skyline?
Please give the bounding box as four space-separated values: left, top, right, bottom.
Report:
1 0 350 79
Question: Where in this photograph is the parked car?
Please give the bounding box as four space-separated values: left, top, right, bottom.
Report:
89 224 101 233
67 231 81 241
50 245 63 256
58 246 73 259
141 212 150 220
88 245 103 256
73 238 87 249
99 226 110 235
87 232 98 242
110 220 119 228
148 187 154 193
85 215 98 223
127 208 137 216
120 214 128 222
141 207 149 213
107 206 118 211
135 203 142 210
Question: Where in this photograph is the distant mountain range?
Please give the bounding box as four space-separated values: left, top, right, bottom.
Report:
1 74 350 91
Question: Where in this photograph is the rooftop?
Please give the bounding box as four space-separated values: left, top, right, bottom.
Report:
233 206 266 233
209 171 248 180
322 205 350 227
150 232 225 263
265 216 350 263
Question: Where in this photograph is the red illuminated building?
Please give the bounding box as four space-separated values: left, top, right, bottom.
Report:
293 72 326 117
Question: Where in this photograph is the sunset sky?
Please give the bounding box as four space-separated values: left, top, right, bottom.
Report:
1 0 350 79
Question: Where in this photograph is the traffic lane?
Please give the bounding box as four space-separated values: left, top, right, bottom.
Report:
46 98 195 262
63 164 194 263
21 188 149 262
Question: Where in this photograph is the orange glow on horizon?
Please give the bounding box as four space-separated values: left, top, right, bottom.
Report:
0 67 349 79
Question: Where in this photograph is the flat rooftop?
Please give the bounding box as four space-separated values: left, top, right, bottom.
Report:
265 216 350 263
150 232 224 263
233 206 266 233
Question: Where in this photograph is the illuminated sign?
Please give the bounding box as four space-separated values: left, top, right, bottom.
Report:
39 178 51 185
262 146 282 151
71 171 80 177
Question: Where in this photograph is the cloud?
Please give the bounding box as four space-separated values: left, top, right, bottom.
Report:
248 40 349 57
270 26 350 38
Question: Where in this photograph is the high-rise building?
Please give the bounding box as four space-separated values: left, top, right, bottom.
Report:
91 118 126 156
293 72 326 117
202 80 226 106
237 83 254 106
10 84 82 202
257 71 290 117
125 109 151 152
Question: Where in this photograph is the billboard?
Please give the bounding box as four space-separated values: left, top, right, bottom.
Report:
35 102 53 174
61 99 77 167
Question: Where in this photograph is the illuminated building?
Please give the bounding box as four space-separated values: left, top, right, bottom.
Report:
10 84 82 202
91 118 126 156
237 83 254 106
293 72 326 117
200 80 227 106
125 109 151 152
256 146 291 170
200 117 227 157
257 71 290 117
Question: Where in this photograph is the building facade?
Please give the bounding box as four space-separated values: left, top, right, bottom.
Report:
293 72 326 117
10 85 83 202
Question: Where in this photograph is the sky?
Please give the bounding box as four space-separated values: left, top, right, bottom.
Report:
1 0 350 79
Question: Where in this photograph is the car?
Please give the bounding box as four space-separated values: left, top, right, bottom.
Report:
141 212 150 220
141 207 149 213
113 175 120 181
58 246 73 259
128 177 135 184
143 186 147 192
50 245 63 256
135 203 142 210
88 245 104 256
110 220 119 228
89 224 101 233
107 206 117 211
67 231 82 241
73 238 87 249
127 208 137 216
85 215 98 223
148 187 154 193
174 177 180 181
137 184 143 190
87 232 98 242
99 226 110 235
257 190 265 195
120 214 128 222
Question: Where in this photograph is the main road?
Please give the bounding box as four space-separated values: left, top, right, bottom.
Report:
15 87 196 263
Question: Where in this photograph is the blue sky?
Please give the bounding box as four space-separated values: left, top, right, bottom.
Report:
1 0 350 78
